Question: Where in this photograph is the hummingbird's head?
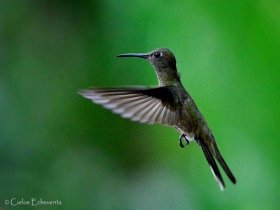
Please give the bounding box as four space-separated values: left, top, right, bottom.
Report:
145 48 177 71
117 48 180 86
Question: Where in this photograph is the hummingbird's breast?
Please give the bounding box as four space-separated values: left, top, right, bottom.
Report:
174 87 205 139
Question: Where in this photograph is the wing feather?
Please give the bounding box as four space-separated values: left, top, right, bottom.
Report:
78 86 180 126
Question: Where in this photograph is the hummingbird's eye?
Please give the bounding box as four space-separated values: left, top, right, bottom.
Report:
153 52 162 58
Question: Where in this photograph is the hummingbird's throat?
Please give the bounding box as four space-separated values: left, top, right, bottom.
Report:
155 68 181 86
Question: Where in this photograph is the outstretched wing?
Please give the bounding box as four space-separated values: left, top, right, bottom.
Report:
78 86 181 126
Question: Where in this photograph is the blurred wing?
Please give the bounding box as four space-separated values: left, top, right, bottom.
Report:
78 86 180 126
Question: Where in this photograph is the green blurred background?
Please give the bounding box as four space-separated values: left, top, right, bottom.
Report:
1 0 280 209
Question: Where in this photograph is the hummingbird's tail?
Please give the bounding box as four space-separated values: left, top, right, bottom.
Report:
199 140 236 190
199 141 225 190
215 150 236 185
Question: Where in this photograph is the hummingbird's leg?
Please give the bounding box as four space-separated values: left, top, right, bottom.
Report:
183 135 190 145
178 134 184 148
178 134 189 148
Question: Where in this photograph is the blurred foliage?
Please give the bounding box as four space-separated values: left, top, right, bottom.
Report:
1 0 280 209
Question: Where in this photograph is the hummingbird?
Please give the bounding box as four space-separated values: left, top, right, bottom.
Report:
78 47 236 190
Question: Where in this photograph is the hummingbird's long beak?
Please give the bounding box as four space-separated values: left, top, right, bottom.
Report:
117 53 148 59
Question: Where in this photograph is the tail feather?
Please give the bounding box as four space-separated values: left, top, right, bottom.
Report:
216 152 236 184
200 141 225 190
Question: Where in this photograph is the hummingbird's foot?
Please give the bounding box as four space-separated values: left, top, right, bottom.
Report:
178 134 189 148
